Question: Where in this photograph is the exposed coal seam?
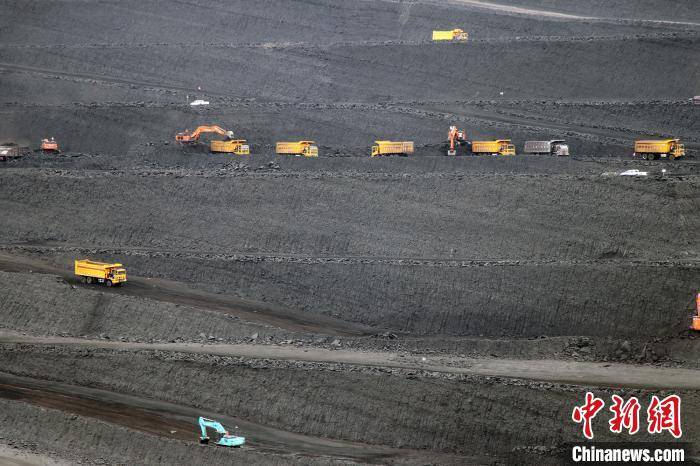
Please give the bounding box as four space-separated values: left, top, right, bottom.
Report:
1 245 696 268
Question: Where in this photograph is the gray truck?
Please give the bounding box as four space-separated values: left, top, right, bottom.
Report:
0 143 27 162
523 140 569 156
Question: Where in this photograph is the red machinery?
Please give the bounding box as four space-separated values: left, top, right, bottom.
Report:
41 137 59 152
447 126 469 156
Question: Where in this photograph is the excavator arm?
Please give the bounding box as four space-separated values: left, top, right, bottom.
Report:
447 126 468 155
176 125 234 144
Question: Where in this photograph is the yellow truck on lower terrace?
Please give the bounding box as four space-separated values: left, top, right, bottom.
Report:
75 259 127 286
276 141 318 157
471 139 516 156
633 139 684 160
371 141 414 157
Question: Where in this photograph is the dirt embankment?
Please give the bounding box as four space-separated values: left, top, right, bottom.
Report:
0 270 305 343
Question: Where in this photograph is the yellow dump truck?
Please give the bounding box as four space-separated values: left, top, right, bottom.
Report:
633 139 684 160
276 141 318 157
432 29 469 41
75 259 127 286
371 141 414 157
210 139 250 155
471 139 516 156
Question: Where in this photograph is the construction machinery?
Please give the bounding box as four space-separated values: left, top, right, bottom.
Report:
471 139 516 156
276 141 318 157
41 137 59 153
691 293 700 331
523 140 569 156
633 139 684 160
175 125 250 155
432 29 469 41
447 126 469 156
198 417 245 447
74 259 127 287
371 141 414 157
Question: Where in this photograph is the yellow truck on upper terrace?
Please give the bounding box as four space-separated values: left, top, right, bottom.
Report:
371 141 414 157
471 139 516 156
633 139 684 160
432 29 469 41
75 259 127 286
276 141 319 157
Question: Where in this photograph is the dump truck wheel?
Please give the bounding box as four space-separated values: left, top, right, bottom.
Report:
105 280 112 287
80 276 87 284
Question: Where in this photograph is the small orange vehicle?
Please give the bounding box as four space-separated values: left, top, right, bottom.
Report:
691 293 700 331
41 137 59 152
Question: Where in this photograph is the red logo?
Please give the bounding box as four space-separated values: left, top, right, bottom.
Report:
573 393 682 439
609 395 641 435
572 392 605 439
647 395 682 438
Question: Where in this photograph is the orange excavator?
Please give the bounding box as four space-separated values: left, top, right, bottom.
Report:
447 126 469 156
41 137 59 153
175 125 249 155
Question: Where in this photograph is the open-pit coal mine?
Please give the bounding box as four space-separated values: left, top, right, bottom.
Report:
0 0 699 464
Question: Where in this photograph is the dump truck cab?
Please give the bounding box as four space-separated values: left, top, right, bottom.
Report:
110 267 127 283
499 140 516 156
300 141 318 157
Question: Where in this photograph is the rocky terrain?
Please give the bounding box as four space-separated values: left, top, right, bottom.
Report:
0 0 698 464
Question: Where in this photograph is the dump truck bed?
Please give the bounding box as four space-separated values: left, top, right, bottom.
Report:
634 140 676 152
373 141 414 155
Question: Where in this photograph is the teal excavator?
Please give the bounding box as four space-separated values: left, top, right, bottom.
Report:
198 416 245 447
